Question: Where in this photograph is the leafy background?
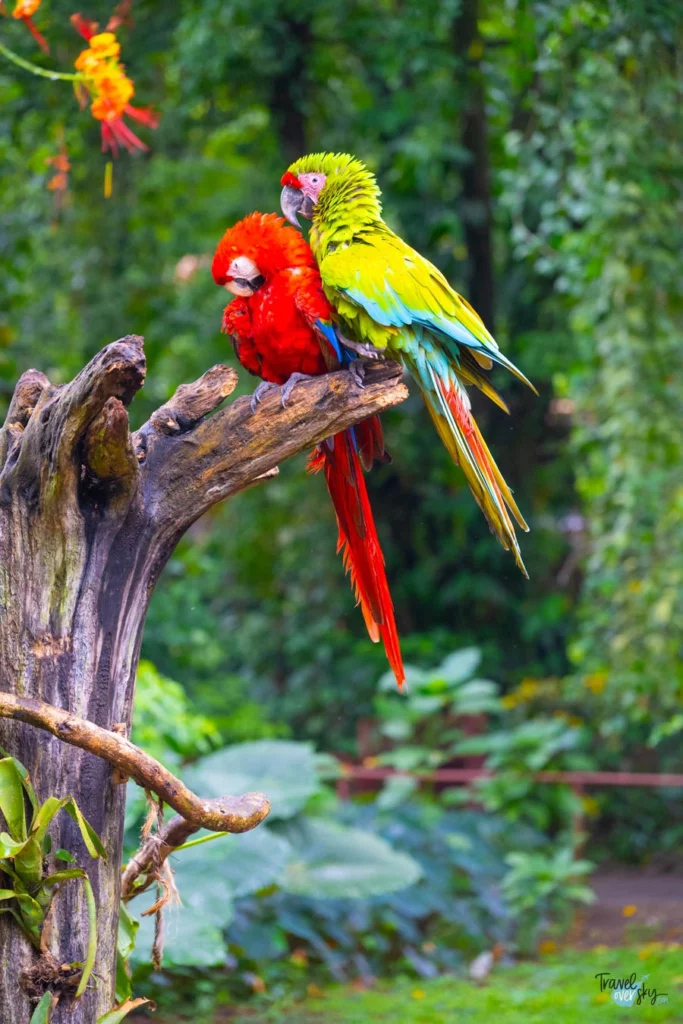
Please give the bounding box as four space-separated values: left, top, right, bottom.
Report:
1 0 682 1018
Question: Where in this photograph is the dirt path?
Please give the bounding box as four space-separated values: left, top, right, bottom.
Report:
568 867 683 948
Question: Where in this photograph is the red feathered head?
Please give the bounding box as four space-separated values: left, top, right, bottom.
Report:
212 211 316 290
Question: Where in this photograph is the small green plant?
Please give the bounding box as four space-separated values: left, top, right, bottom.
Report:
374 648 499 808
0 751 105 998
501 847 595 952
455 716 590 833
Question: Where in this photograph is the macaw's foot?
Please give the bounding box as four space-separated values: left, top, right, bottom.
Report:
281 372 316 407
250 380 280 414
338 333 384 361
348 359 370 388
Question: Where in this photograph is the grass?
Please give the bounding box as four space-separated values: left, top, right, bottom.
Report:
229 946 683 1024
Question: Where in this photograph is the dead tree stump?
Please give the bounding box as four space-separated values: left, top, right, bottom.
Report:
0 336 407 1023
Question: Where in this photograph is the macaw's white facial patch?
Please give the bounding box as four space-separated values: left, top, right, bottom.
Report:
224 255 264 296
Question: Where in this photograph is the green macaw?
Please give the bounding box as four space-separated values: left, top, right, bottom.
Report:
280 153 536 576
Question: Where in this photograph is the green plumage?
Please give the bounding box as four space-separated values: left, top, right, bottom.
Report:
286 152 535 575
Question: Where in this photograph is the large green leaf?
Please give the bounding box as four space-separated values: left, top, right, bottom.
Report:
184 741 319 819
436 647 482 685
95 999 150 1024
131 826 291 968
118 902 139 960
64 799 107 859
0 758 27 841
131 851 235 967
0 750 38 822
116 904 138 1002
133 890 230 968
0 832 26 858
281 820 422 900
29 991 55 1023
14 836 43 887
75 875 98 998
172 825 292 899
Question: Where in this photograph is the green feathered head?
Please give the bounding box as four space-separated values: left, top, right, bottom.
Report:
280 152 382 236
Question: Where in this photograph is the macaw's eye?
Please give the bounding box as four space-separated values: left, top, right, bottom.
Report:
311 176 319 184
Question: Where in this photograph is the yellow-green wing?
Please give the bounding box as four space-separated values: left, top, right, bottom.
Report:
321 228 535 389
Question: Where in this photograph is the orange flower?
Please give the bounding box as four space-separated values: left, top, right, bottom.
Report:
89 69 135 121
12 0 48 52
71 12 158 156
45 143 70 193
13 0 41 16
88 31 121 59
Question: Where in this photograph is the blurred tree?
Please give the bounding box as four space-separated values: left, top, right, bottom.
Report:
498 0 683 736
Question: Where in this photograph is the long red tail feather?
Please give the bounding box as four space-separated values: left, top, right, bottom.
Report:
308 419 404 689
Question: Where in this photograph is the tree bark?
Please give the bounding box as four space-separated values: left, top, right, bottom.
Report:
0 339 407 1023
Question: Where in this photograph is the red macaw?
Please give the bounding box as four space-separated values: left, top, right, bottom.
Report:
212 212 405 688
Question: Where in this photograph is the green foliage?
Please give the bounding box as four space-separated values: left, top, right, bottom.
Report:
183 740 320 820
498 0 683 730
132 660 221 767
378 648 498 751
0 0 583 751
280 819 422 899
117 902 140 1003
0 753 103 995
127 738 422 974
28 992 55 1024
93 999 150 1024
501 849 595 952
2 0 682 1009
372 646 499 807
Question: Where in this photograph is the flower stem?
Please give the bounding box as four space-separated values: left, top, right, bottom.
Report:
0 40 84 82
173 831 230 853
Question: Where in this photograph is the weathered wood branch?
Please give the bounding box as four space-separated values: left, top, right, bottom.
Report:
0 335 408 1023
135 357 407 540
10 334 146 499
83 397 139 487
0 693 270 833
0 368 51 467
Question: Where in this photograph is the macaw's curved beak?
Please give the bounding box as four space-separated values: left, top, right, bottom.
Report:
280 185 314 228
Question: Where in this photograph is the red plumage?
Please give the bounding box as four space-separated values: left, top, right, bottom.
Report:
213 213 405 688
